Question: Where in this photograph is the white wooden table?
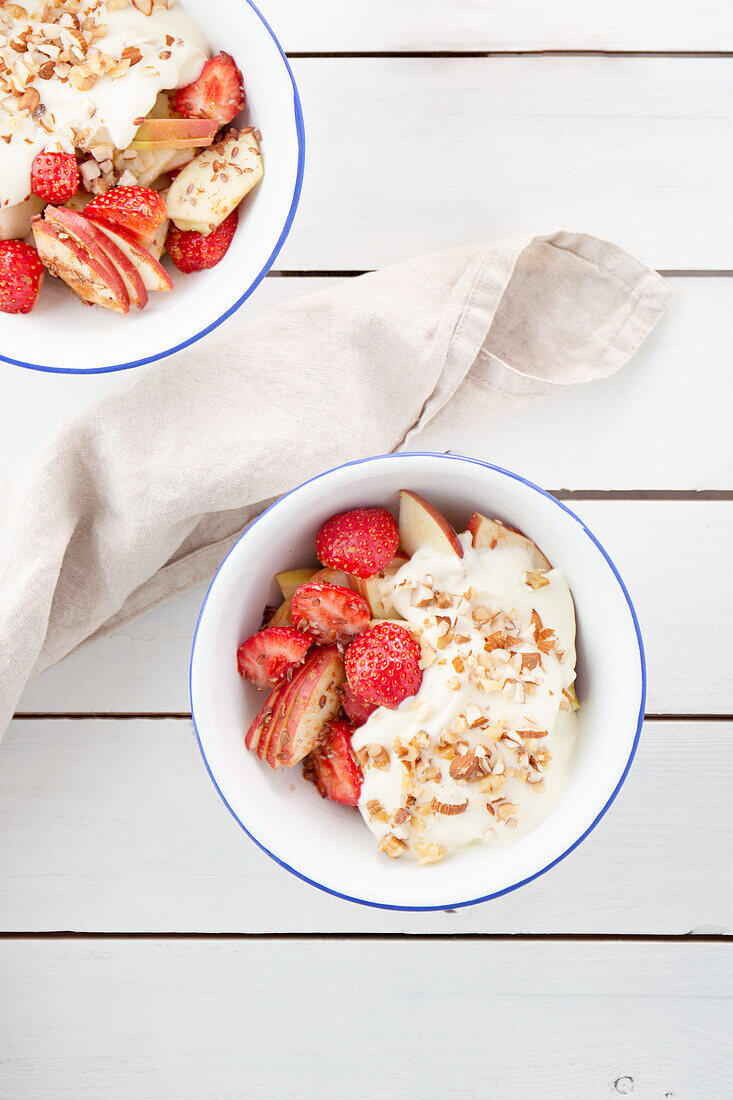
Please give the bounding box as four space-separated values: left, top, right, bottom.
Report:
2 4 732 1097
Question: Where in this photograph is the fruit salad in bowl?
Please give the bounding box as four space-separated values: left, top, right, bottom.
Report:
238 491 580 866
0 0 303 371
190 454 645 909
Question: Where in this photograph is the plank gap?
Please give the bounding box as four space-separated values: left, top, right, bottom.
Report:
285 50 733 59
0 931 729 942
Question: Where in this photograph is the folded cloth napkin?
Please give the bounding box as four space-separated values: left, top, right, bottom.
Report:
0 231 670 736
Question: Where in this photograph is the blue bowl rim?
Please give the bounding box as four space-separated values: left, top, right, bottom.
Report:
189 452 647 912
1 0 306 377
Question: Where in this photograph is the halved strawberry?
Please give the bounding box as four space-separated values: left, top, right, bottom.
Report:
166 208 238 273
31 151 79 204
174 51 245 125
316 508 400 578
342 683 377 727
303 720 363 806
237 626 311 690
0 240 44 314
85 186 167 248
291 583 370 645
344 622 423 709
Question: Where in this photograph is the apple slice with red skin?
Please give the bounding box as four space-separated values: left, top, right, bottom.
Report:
129 117 219 149
266 646 346 769
244 680 288 754
467 512 551 572
32 218 130 314
398 490 464 559
47 205 148 309
350 551 408 619
84 218 174 292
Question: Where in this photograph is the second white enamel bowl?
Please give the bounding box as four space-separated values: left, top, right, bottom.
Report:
0 0 304 374
190 453 646 911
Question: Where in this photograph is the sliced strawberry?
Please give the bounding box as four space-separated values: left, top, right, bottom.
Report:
342 683 377 727
31 151 79 204
237 626 311 690
166 208 238 273
0 240 44 315
291 582 370 645
316 508 400 579
85 186 167 248
344 622 423 710
174 51 245 125
303 720 363 806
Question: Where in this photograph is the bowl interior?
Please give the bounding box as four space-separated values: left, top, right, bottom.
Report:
0 0 303 374
190 454 644 910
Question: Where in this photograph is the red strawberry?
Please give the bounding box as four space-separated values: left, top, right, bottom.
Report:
291 582 370 645
166 209 239 273
345 622 422 710
174 51 245 125
304 720 363 806
342 683 377 727
30 151 79 204
316 508 399 579
0 240 45 315
85 186 167 248
237 626 311 690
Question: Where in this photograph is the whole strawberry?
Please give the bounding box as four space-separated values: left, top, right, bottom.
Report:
316 508 399 578
166 209 239 273
344 622 422 710
0 240 45 315
31 151 79 204
85 186 167 248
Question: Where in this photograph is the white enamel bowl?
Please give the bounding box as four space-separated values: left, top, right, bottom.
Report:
0 0 304 374
190 453 646 911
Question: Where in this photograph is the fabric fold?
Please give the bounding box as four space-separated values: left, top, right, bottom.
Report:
0 231 670 736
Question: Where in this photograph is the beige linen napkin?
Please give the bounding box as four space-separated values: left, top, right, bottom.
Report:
0 231 670 735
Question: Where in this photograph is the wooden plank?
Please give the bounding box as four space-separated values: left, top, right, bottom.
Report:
278 57 733 271
1 278 730 490
17 502 732 715
260 0 733 52
0 718 729 933
0 939 729 1098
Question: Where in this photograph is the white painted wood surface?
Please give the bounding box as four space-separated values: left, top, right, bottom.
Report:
264 0 733 52
0 718 729 933
1 7 731 1093
1 277 731 490
1 939 729 1099
17 501 732 715
278 57 733 271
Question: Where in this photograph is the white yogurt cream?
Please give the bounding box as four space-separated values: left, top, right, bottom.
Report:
0 0 209 223
352 531 579 864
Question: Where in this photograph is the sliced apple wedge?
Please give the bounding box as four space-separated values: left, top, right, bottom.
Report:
47 206 147 310
275 568 319 601
32 217 129 314
129 117 219 150
398 490 464 559
268 647 346 768
350 552 408 619
86 219 173 292
467 513 551 572
166 129 264 235
244 680 288 754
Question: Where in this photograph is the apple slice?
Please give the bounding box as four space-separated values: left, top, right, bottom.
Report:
86 219 173 292
268 647 346 768
350 552 408 619
47 205 147 310
244 681 288 754
32 218 129 314
166 129 263 235
398 490 464 559
467 513 551 572
275 567 319 601
129 117 219 150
